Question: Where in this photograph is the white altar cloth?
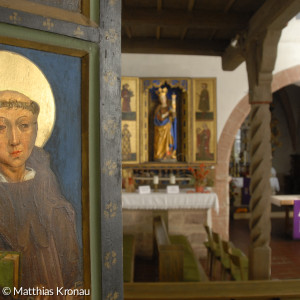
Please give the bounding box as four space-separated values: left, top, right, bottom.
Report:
271 195 300 207
122 189 219 214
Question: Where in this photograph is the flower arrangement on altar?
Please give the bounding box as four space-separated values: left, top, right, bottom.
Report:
188 163 211 192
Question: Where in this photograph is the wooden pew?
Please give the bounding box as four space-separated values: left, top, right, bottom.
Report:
123 234 136 282
153 216 208 282
153 215 184 281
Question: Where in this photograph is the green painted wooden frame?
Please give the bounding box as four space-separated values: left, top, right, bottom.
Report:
0 23 101 299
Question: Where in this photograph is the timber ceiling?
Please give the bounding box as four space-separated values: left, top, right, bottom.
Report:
121 0 300 70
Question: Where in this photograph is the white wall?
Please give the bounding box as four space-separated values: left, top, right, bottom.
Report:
275 17 300 73
121 17 300 141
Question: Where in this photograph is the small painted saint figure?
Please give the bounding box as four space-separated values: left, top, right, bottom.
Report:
198 83 210 112
121 83 134 112
122 123 132 160
153 87 177 161
196 123 213 160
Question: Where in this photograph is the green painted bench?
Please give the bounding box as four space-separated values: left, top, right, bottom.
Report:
170 235 208 282
153 216 208 282
123 234 136 282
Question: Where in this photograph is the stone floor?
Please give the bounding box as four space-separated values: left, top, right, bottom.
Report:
230 217 300 280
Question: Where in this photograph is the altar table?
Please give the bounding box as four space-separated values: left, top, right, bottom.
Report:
122 189 219 257
271 195 300 235
122 189 219 213
122 189 219 229
270 195 300 207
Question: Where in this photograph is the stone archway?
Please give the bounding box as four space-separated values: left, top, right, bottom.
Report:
211 65 300 240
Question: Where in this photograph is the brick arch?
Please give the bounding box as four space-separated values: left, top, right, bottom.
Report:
211 65 300 239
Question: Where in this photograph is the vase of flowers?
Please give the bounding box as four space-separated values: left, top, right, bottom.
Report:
188 163 210 193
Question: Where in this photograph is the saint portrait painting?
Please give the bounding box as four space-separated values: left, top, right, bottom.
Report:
194 79 215 121
195 121 215 162
0 50 85 298
121 77 139 164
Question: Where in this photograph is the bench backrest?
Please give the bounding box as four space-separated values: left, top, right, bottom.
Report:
154 216 171 246
153 215 184 282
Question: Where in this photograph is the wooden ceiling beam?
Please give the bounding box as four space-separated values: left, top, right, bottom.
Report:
157 0 162 11
222 0 300 71
187 0 195 11
224 0 236 13
122 8 249 30
156 27 161 40
124 25 132 39
121 37 226 56
209 1 236 41
248 0 300 37
156 0 162 40
222 45 245 71
181 0 195 40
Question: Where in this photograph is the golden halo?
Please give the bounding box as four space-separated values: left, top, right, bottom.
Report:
0 50 55 147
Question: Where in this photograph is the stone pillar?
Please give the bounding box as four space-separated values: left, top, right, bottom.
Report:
245 30 281 280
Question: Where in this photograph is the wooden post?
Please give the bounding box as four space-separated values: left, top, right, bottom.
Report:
99 0 123 298
245 29 282 280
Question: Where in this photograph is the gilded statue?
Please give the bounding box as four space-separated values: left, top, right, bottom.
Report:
153 87 177 161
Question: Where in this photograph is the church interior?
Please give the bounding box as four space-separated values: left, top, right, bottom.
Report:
1 0 300 299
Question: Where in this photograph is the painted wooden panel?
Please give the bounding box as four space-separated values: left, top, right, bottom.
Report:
0 46 88 294
192 78 217 163
121 77 139 164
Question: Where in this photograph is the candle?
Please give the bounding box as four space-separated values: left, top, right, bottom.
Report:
170 174 176 184
172 93 176 110
153 175 159 184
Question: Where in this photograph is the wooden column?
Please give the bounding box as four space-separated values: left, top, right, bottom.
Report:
99 0 123 298
245 29 281 280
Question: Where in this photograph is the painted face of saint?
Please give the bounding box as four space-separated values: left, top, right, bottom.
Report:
0 91 39 181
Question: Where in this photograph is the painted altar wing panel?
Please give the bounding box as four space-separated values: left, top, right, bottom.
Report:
0 44 82 246
0 46 84 290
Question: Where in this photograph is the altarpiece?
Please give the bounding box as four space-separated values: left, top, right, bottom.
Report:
121 77 217 166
